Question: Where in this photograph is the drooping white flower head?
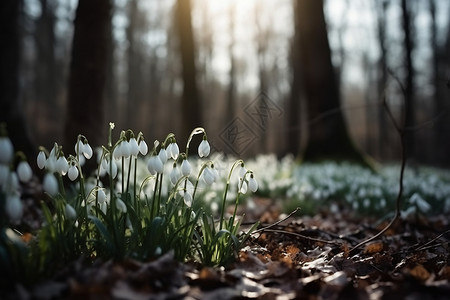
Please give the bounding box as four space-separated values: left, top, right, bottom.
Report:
198 138 210 158
56 156 69 176
97 188 107 204
202 166 215 185
75 140 92 159
37 151 46 170
167 142 179 160
129 138 139 157
43 173 59 196
0 136 14 164
17 161 32 183
65 203 77 220
116 198 127 213
181 158 192 176
183 190 193 207
248 173 258 192
170 163 180 185
147 155 164 175
238 177 248 194
5 194 23 221
68 164 79 181
138 139 148 156
158 148 168 164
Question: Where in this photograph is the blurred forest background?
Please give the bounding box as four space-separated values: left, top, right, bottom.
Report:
1 0 450 166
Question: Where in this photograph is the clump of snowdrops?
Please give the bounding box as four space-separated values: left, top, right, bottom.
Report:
0 123 258 287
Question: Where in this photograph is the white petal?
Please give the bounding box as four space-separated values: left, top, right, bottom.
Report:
65 204 77 220
68 165 79 181
83 143 93 159
248 176 258 192
238 178 248 194
43 173 59 196
202 167 215 185
5 194 23 221
56 156 69 175
198 140 210 158
97 189 107 204
129 138 139 156
158 148 168 163
0 137 14 164
181 159 191 176
170 165 180 185
37 151 46 169
138 140 148 155
183 191 193 207
17 161 32 182
116 198 127 213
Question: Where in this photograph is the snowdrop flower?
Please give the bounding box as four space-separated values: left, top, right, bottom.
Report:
202 167 215 185
56 156 69 175
181 159 192 176
129 138 139 156
43 173 58 196
97 188 107 204
158 148 168 164
116 198 127 213
239 163 247 178
37 151 46 169
65 203 77 220
0 136 14 164
409 193 431 213
147 155 164 175
17 161 32 183
170 163 180 185
68 164 79 181
198 138 210 158
183 190 193 207
248 174 258 192
75 140 93 159
5 194 23 221
9 172 19 191
167 142 179 160
238 177 248 194
138 139 148 155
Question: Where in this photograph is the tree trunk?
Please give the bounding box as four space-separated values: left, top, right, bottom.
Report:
176 0 202 146
297 0 368 165
0 0 35 159
64 0 111 150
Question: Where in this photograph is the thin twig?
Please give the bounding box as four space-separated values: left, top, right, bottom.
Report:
350 71 407 253
252 207 300 235
262 229 339 245
413 229 450 252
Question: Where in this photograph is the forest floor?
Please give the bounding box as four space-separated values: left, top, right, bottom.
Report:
3 198 450 300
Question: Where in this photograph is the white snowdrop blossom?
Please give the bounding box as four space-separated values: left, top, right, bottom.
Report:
183 190 193 207
148 155 164 175
181 159 192 176
97 188 107 204
167 142 179 160
248 174 258 192
158 148 168 164
17 161 32 182
119 140 131 158
9 172 19 191
5 194 23 221
202 167 215 185
43 173 59 196
116 198 127 213
83 143 93 159
238 177 248 194
138 140 148 155
68 164 79 181
75 140 92 159
56 156 69 175
65 203 77 220
239 164 247 178
198 139 210 158
170 164 180 185
37 151 46 169
129 138 139 156
0 136 14 164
